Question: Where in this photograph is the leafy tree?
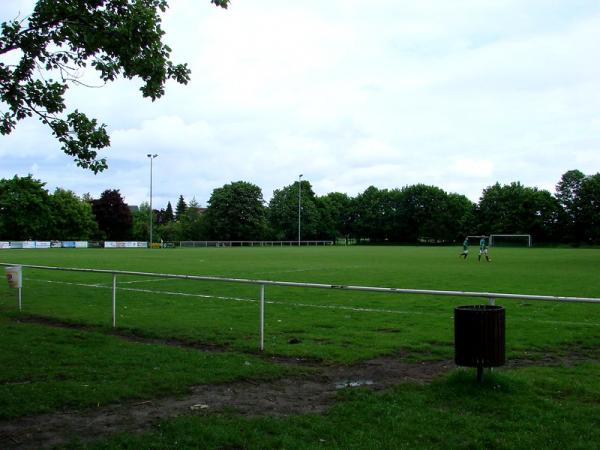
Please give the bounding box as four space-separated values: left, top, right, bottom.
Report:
555 170 586 242
268 180 320 240
155 220 179 242
350 186 391 242
131 201 150 241
477 182 559 242
0 0 229 172
205 181 267 240
446 193 476 242
141 200 189 242
0 174 51 239
556 170 586 214
164 201 174 222
91 189 132 240
395 184 452 243
49 188 98 239
178 197 207 240
316 192 352 241
576 173 600 244
349 184 473 244
175 195 187 220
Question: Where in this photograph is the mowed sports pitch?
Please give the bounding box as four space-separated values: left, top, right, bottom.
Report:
1 245 599 363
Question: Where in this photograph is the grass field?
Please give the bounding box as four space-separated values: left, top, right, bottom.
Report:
2 246 599 362
1 246 600 448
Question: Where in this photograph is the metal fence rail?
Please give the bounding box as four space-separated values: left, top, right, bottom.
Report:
2 262 600 351
179 240 334 247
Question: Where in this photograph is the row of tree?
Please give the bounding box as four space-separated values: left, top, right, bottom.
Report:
0 170 599 244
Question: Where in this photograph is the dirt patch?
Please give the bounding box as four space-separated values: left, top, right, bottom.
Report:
0 355 453 450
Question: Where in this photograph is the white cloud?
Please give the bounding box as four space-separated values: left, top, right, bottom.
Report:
2 0 600 206
450 159 494 178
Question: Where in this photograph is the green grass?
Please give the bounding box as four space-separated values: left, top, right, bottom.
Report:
1 246 599 363
0 315 294 420
1 246 600 447
72 364 600 449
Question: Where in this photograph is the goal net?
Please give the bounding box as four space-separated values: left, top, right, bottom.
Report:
489 234 532 247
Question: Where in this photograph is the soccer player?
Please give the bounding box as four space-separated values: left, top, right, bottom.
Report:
478 236 491 262
459 237 469 259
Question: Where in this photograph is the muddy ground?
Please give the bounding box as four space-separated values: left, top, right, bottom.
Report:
0 318 594 450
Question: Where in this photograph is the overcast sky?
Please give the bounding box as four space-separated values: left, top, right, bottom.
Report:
2 0 600 209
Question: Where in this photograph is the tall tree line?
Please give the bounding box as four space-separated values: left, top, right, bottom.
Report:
1 170 599 245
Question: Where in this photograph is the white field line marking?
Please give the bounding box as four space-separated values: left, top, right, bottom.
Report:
252 265 366 276
30 278 435 316
27 278 600 327
106 278 173 285
251 268 321 275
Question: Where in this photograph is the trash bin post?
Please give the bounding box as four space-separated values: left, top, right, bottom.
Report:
454 304 506 382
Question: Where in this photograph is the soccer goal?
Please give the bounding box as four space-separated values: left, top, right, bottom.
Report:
489 234 532 247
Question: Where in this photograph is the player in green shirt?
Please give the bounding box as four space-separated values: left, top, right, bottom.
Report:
478 236 491 262
459 237 469 259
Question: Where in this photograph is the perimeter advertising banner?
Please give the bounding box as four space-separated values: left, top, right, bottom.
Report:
104 241 148 248
0 242 9 249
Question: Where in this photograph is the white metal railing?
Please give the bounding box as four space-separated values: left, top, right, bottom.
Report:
179 240 334 247
2 263 600 351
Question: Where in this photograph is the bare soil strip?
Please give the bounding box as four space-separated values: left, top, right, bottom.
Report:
0 355 453 450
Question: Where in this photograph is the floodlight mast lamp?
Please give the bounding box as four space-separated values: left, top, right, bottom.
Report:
147 154 158 248
298 174 303 245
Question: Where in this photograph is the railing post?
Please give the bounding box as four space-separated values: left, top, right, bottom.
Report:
112 273 117 328
18 286 22 311
488 297 495 306
259 284 265 351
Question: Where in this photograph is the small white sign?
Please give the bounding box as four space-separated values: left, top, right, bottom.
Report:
6 266 22 289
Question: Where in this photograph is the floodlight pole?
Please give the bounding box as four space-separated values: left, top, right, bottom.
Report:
298 174 303 245
147 154 158 248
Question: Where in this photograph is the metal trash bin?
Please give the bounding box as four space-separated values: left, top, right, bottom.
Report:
454 305 505 382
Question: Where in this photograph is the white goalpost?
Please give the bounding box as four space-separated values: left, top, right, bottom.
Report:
489 234 532 247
